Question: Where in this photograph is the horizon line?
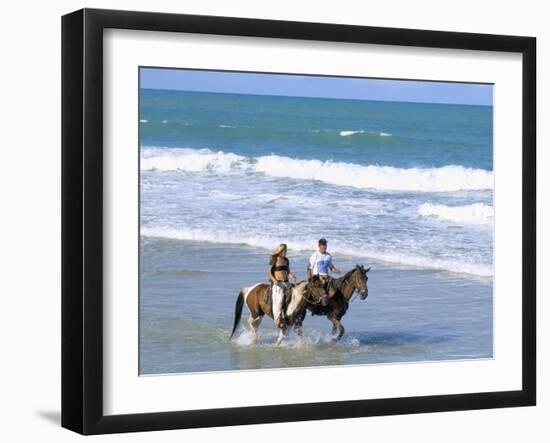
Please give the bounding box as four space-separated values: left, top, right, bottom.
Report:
139 87 493 107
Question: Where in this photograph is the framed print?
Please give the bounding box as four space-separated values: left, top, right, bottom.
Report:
61 8 536 435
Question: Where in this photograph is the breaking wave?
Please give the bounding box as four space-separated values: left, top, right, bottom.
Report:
141 147 493 193
419 203 493 225
340 130 365 136
339 130 392 137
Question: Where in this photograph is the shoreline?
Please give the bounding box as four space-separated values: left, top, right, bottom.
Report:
140 234 494 281
139 237 493 374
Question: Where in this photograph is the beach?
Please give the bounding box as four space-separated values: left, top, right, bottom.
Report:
139 88 494 375
140 237 492 374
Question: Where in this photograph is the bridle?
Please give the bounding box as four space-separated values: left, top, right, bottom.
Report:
344 268 367 300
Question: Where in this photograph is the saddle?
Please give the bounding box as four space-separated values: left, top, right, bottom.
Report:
325 276 341 298
263 285 273 305
263 283 293 306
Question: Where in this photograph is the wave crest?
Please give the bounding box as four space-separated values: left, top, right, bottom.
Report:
339 130 392 137
141 147 493 193
141 147 250 173
418 203 493 225
254 155 492 192
340 130 365 136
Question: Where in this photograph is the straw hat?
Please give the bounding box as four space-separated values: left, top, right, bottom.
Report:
270 243 287 256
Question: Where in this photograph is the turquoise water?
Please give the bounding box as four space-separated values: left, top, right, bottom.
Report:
140 89 493 170
139 88 493 375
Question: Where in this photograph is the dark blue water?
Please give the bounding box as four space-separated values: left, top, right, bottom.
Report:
140 89 493 169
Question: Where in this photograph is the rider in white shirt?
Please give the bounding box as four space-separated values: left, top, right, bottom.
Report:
307 238 340 285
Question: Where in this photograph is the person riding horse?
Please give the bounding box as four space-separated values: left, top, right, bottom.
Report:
307 238 340 289
268 244 297 328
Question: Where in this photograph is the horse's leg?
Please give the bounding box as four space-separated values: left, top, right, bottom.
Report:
247 315 256 343
275 326 287 346
245 287 267 345
294 310 306 341
328 312 338 336
336 321 345 341
294 324 305 347
248 314 263 344
335 308 346 340
330 320 338 336
328 315 345 342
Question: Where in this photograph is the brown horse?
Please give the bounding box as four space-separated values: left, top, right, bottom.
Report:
230 277 327 346
294 265 370 341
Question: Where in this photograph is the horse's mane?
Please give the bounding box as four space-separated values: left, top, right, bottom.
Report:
326 267 358 294
336 267 357 283
342 268 357 280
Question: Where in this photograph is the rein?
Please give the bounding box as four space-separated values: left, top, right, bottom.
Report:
302 269 364 305
300 283 323 305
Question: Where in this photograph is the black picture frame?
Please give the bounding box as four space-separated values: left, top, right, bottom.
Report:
61 8 536 435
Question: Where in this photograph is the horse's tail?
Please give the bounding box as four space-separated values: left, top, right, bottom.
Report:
230 290 245 339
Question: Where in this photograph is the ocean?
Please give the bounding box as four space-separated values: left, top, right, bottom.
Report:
139 88 493 375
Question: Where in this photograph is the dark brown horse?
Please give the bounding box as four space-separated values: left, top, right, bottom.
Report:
294 265 370 341
230 277 327 345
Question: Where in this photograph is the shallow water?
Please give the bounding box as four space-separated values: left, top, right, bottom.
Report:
139 238 492 374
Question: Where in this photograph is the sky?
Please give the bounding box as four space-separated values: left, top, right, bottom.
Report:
140 67 493 106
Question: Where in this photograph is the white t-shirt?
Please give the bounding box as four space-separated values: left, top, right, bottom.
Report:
308 252 334 276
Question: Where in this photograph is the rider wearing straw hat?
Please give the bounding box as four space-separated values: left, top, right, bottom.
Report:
268 243 297 327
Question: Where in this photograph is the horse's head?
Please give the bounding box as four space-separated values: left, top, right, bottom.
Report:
309 274 329 306
354 264 370 300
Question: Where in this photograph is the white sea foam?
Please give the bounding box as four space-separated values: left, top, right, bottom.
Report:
253 155 493 192
140 119 148 123
140 147 493 193
339 130 392 137
232 328 338 347
418 203 493 225
340 130 365 136
141 226 492 276
368 250 493 277
141 226 296 251
141 147 250 173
